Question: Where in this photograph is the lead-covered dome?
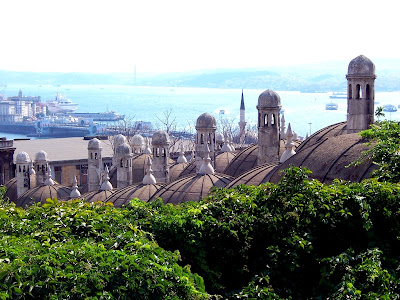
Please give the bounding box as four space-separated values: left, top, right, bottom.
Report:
15 184 72 208
16 151 30 163
152 130 170 145
347 55 375 76
116 142 131 155
35 150 48 162
257 90 281 108
196 113 217 129
114 134 127 147
131 134 144 147
88 138 101 150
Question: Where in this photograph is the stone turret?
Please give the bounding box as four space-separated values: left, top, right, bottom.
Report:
116 142 133 188
152 130 170 183
346 55 376 134
16 151 31 198
195 113 217 172
34 150 48 186
88 138 102 192
257 89 281 165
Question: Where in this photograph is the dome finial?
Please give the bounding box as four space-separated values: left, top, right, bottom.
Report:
143 137 152 154
70 176 81 198
143 156 157 184
29 159 36 175
221 135 231 152
199 144 215 175
280 123 296 163
44 166 54 186
100 166 113 191
177 143 187 164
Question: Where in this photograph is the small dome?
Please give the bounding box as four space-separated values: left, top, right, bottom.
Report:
35 150 48 162
80 189 117 203
152 130 170 145
131 134 145 147
106 183 164 207
114 134 127 147
116 142 131 155
215 132 224 144
16 151 30 163
196 113 217 129
15 184 72 208
347 55 375 76
88 138 101 150
257 90 281 108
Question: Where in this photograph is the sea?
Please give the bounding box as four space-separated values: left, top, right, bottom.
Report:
1 84 400 140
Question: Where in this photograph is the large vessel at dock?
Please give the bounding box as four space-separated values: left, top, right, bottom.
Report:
46 93 78 114
70 111 125 121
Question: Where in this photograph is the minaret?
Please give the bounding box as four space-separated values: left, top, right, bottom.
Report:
152 130 170 183
16 151 31 198
116 142 133 188
195 112 217 172
257 89 281 165
34 150 48 185
346 55 376 134
238 89 247 145
280 113 286 140
88 138 102 192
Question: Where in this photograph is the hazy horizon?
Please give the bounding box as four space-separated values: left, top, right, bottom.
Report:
1 0 399 74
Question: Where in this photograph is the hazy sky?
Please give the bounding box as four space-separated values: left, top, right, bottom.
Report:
1 0 398 73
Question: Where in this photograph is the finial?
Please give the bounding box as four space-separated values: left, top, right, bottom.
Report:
177 143 187 164
70 176 81 198
199 144 215 175
143 137 152 154
29 159 36 175
100 166 113 191
44 166 54 186
221 135 231 153
143 156 157 184
280 123 296 163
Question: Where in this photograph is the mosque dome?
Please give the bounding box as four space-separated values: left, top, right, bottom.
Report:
3 177 17 203
105 183 165 207
15 184 72 208
16 151 30 163
257 90 281 108
226 162 278 188
150 173 233 205
215 152 236 173
114 134 127 147
196 113 217 129
80 189 117 203
131 134 145 147
88 138 101 150
152 130 170 145
176 160 197 178
169 162 190 182
268 133 377 184
347 55 376 76
35 150 48 161
116 142 131 156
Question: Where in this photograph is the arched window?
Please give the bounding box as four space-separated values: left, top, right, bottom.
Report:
356 84 361 99
90 153 93 160
208 133 212 144
258 113 261 127
366 84 370 100
348 84 352 99
264 114 268 127
200 134 204 144
120 159 123 167
271 114 275 125
19 166 21 172
156 148 160 157
94 152 98 160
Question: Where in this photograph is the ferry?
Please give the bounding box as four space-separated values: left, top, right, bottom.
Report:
46 93 78 114
70 111 125 121
329 92 347 99
326 102 338 110
383 104 397 112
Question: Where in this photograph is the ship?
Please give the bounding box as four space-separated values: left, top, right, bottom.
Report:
46 93 78 114
329 92 347 99
70 111 125 121
326 102 338 110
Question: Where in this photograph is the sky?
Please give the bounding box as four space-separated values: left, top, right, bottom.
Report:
1 0 399 74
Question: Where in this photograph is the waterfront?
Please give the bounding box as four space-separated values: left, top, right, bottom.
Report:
1 84 400 140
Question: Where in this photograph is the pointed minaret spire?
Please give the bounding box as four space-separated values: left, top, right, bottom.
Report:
143 157 157 184
44 166 55 186
238 89 247 145
280 123 296 163
70 176 81 198
100 166 113 191
199 144 215 175
177 143 188 164
280 113 286 140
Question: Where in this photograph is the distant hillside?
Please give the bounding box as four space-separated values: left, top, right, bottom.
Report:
1 58 400 91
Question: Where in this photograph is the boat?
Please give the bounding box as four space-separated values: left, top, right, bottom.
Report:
46 93 78 113
383 104 397 112
70 111 125 121
329 92 347 99
326 102 338 110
